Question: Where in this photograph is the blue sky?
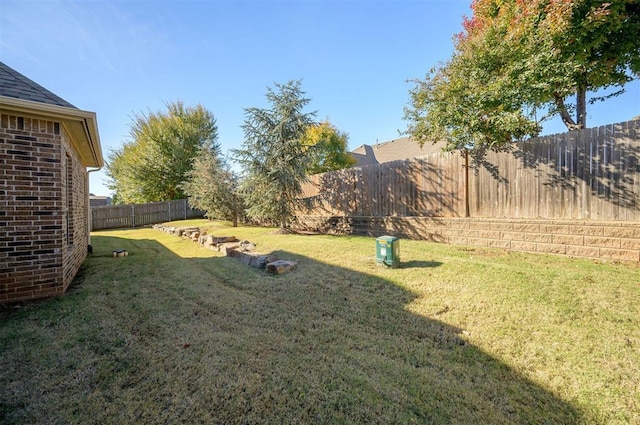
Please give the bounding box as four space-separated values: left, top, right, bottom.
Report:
1 0 639 196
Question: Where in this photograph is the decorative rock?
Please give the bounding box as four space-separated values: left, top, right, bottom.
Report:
154 224 201 239
204 235 238 249
176 227 200 238
225 248 249 263
220 243 241 256
225 248 280 269
254 254 279 269
265 260 297 275
216 236 238 244
239 240 256 251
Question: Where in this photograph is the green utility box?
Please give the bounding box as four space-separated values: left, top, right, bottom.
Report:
376 235 400 268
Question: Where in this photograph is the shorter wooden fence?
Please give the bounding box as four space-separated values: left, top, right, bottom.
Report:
91 199 203 230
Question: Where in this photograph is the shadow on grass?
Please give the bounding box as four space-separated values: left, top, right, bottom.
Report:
399 260 443 269
0 232 583 424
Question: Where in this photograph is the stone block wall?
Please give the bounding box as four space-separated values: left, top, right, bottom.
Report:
1 113 89 302
292 215 640 262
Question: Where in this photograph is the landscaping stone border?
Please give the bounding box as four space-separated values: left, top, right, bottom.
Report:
152 224 298 274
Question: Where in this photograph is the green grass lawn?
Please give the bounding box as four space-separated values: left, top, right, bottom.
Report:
1 219 639 424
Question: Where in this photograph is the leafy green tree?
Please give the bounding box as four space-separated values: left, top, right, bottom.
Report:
106 142 144 203
182 148 244 227
406 0 640 151
302 120 357 174
233 80 316 229
106 101 219 203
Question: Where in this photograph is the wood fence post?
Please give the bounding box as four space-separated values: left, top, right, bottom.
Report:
131 205 135 228
464 149 470 218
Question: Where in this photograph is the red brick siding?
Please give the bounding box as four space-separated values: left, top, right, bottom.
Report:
62 133 88 292
1 114 88 302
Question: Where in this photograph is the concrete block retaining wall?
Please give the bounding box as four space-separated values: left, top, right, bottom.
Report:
292 216 640 262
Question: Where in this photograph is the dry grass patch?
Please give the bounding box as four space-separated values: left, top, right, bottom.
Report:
1 220 639 424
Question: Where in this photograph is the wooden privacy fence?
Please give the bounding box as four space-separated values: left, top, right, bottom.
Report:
299 119 640 221
91 199 203 230
300 152 466 217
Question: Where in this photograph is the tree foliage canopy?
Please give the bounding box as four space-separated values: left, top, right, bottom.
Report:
406 0 640 151
302 120 356 174
181 148 244 226
233 80 315 228
106 101 219 204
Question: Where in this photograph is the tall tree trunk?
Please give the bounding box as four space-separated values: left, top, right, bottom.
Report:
576 85 587 129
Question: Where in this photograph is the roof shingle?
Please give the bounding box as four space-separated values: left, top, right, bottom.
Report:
0 61 76 109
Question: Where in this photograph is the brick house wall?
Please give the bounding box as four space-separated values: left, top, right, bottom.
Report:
1 113 90 302
62 128 90 290
0 62 102 303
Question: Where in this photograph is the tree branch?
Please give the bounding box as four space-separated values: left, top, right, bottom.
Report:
553 93 583 131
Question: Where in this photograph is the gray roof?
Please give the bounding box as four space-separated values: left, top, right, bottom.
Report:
351 137 447 166
0 61 76 108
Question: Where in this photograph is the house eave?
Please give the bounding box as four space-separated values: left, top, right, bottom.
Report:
0 95 103 168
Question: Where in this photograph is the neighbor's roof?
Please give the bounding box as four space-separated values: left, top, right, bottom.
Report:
351 137 447 166
0 61 103 168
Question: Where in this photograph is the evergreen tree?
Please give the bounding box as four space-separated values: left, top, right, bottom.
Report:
233 80 315 228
